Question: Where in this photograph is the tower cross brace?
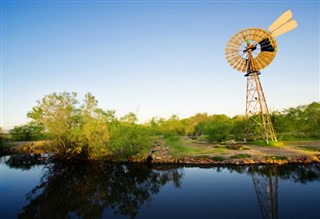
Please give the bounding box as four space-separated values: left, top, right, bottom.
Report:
245 51 277 143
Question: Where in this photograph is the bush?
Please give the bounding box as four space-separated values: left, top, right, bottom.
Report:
9 123 46 141
107 123 152 161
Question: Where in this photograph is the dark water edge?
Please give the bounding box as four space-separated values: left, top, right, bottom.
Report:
1 154 320 219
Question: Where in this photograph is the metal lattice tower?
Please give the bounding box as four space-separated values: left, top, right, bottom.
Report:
252 167 278 219
225 10 297 143
245 68 277 142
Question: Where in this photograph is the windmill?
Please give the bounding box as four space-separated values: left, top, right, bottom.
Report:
225 10 298 143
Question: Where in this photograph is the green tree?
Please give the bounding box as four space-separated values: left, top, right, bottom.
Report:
27 92 151 160
68 93 110 158
27 92 79 154
203 115 233 142
9 123 46 141
108 121 152 161
300 102 320 137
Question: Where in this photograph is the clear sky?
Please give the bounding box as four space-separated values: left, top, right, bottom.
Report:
1 0 319 129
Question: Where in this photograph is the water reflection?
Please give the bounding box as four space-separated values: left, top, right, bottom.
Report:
16 161 183 219
228 165 320 219
4 154 46 170
3 155 319 219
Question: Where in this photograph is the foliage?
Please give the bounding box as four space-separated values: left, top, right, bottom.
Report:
27 92 151 160
148 102 319 143
27 92 79 156
230 154 251 159
68 93 110 158
148 115 185 136
9 123 46 141
0 127 4 147
25 91 319 160
107 121 152 161
272 102 320 140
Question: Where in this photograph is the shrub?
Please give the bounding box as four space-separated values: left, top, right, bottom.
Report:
107 123 152 161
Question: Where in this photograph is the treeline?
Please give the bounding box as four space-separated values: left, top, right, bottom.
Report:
148 101 320 141
3 92 319 160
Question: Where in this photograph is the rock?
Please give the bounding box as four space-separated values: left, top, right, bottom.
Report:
244 159 255 165
225 140 236 144
235 161 240 165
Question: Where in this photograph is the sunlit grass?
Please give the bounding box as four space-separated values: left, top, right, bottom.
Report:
251 141 284 147
297 146 320 152
230 154 251 159
170 145 228 157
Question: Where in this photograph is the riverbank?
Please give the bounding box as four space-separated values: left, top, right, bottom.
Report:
1 139 320 165
147 138 320 165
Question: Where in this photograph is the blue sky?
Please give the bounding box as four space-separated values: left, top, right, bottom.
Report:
1 0 319 129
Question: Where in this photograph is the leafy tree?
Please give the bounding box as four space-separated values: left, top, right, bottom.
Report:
202 114 233 142
230 115 245 140
0 127 4 146
68 93 110 158
27 92 111 159
108 120 152 161
120 112 138 124
9 123 46 141
300 102 320 137
272 102 320 140
153 115 185 136
182 113 209 136
27 92 79 155
27 92 152 160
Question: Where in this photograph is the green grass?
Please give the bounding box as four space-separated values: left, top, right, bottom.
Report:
214 145 227 149
170 145 227 157
250 141 284 147
240 146 251 150
230 154 251 159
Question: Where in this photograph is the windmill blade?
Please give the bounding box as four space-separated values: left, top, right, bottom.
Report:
271 20 298 37
269 10 292 32
261 45 275 52
259 38 270 47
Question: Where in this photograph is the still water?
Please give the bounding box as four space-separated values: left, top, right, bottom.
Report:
0 154 319 219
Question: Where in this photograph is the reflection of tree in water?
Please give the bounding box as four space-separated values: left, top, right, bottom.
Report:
5 154 46 170
6 154 319 219
18 162 183 219
224 164 320 184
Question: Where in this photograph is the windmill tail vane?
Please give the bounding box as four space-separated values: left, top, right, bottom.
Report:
269 10 298 37
225 10 297 143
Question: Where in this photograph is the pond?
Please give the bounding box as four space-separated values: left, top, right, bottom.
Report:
0 154 319 219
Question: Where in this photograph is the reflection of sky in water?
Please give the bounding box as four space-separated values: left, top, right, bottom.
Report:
1 159 43 219
136 167 260 219
1 156 319 219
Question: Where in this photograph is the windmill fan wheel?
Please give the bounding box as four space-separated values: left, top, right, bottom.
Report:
225 28 277 73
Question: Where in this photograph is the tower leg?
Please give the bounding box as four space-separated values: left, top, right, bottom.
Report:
245 72 277 143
